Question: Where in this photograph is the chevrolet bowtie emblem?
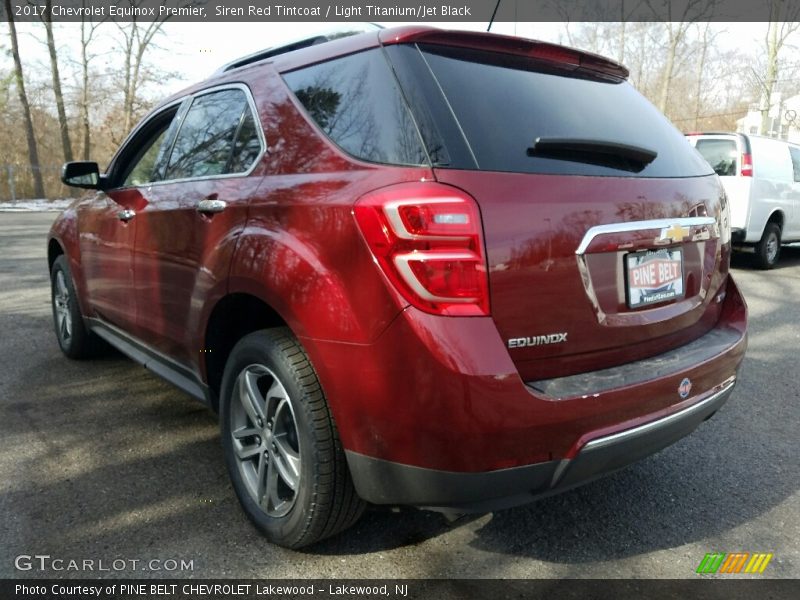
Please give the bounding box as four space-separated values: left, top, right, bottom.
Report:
659 224 690 243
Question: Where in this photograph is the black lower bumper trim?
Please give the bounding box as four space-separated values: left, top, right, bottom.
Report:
346 378 736 513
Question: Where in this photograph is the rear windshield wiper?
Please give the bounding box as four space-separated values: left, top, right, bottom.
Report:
526 137 658 173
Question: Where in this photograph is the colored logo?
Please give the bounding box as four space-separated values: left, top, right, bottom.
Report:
678 377 692 399
659 223 690 244
696 553 773 574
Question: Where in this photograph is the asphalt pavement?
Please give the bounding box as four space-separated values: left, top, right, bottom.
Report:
1 211 798 579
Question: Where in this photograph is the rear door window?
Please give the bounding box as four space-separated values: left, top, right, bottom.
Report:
694 139 738 177
283 49 428 166
408 44 712 177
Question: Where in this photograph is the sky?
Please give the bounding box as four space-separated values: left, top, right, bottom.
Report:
6 20 770 95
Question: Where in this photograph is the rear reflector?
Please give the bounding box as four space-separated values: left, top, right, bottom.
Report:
740 153 753 177
354 183 490 316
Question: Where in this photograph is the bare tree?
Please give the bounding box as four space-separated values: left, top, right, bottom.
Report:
39 0 73 163
692 23 719 130
114 1 171 132
5 0 45 198
759 1 800 134
647 0 716 114
78 2 105 159
617 0 646 64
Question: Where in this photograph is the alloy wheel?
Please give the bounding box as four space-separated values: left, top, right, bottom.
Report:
54 270 72 344
230 364 301 518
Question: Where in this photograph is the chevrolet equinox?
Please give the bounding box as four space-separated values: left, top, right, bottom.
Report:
50 26 748 548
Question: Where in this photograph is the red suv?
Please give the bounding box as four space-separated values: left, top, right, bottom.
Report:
50 27 747 548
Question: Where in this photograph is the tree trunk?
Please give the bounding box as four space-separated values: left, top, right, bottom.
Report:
693 24 711 130
760 21 779 135
5 0 45 198
657 33 679 114
43 0 73 163
80 15 91 160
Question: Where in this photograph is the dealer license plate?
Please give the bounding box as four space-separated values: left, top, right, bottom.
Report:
625 248 684 309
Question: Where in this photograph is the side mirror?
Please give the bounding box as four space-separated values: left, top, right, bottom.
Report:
61 161 102 189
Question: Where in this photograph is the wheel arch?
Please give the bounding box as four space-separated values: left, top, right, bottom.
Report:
47 237 65 272
202 291 289 411
765 209 784 232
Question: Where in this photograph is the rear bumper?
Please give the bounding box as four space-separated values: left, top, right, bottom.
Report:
731 228 746 244
304 274 746 507
346 376 735 511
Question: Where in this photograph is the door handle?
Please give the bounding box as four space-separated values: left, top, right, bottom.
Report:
117 209 135 222
197 199 227 214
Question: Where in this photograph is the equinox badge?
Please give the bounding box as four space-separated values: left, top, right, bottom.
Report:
508 333 568 349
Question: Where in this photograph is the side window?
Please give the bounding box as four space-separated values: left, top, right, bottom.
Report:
229 110 262 173
117 108 179 188
790 146 800 182
283 49 428 166
165 89 260 181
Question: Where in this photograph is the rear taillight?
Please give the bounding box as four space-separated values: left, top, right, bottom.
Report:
354 183 489 316
740 153 753 177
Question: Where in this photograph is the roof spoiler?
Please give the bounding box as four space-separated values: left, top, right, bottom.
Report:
379 26 629 80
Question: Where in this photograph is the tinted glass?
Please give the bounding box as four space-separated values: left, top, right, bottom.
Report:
123 128 169 187
229 110 262 173
116 107 179 187
166 89 247 180
283 49 428 166
417 45 712 177
790 146 800 182
695 139 738 177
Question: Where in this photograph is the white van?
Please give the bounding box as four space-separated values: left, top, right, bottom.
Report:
686 132 800 268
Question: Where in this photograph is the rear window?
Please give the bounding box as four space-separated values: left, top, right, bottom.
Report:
283 49 428 167
694 138 738 177
409 44 712 178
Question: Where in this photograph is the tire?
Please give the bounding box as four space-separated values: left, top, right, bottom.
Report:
219 328 365 548
755 222 781 270
50 255 99 359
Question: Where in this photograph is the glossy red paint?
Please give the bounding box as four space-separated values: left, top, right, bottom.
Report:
305 275 745 472
47 26 747 502
377 26 629 78
435 170 730 382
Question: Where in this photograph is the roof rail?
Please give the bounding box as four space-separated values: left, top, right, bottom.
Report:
212 23 383 76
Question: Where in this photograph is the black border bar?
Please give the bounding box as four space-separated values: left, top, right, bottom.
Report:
0 0 794 23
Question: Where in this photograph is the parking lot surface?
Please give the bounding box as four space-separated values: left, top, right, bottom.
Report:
1 211 798 578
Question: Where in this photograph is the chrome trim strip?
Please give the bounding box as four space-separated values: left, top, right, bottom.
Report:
576 216 716 255
582 376 736 452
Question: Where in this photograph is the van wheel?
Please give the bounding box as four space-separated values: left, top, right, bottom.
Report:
50 255 100 359
219 328 365 548
755 223 781 270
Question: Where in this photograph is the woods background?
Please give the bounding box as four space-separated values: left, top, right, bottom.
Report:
2 0 800 201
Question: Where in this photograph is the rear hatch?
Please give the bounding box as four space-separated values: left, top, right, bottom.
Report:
385 34 730 381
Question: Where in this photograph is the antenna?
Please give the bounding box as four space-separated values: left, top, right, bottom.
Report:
487 0 502 32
